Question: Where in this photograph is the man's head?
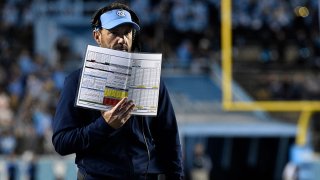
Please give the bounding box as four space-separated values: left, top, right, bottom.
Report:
91 2 140 52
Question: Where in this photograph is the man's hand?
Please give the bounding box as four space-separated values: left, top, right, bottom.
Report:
101 97 135 129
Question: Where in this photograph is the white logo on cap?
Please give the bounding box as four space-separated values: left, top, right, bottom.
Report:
117 10 126 17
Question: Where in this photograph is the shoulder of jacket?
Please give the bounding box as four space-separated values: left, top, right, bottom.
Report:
65 69 82 82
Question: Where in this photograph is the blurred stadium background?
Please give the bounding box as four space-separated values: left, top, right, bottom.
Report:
0 0 319 179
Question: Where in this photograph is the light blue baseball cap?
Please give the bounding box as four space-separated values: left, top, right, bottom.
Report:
100 9 140 31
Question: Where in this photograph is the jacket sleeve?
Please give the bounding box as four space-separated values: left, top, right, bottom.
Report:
153 79 184 179
52 71 116 155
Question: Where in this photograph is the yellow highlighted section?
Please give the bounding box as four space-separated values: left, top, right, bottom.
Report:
104 88 128 99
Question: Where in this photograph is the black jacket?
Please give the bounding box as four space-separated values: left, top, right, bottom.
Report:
52 69 183 179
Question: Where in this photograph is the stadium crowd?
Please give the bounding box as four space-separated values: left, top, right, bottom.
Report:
0 0 319 157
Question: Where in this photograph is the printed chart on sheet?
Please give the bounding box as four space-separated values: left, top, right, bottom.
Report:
76 45 162 116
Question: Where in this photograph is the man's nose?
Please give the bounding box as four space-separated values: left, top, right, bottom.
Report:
116 35 125 44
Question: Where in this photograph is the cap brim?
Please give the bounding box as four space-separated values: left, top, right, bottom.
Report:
102 19 140 31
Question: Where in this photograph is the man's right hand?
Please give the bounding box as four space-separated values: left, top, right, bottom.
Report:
101 97 135 129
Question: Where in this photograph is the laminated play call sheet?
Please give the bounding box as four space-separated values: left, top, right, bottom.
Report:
76 45 162 116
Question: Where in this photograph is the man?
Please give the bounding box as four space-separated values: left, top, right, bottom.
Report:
52 2 184 180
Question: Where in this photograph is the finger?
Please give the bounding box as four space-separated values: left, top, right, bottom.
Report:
112 97 127 112
119 111 131 125
115 100 133 115
120 103 135 119
119 99 133 109
123 111 133 122
121 100 134 111
119 112 132 126
123 100 135 113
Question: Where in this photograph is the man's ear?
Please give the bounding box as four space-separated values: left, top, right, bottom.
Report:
93 31 101 45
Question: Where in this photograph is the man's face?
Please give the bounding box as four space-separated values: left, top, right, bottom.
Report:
95 24 133 52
